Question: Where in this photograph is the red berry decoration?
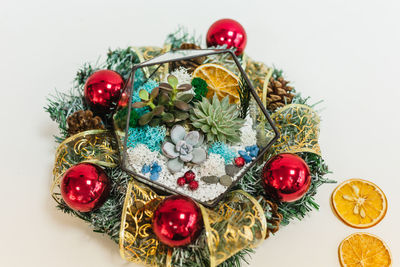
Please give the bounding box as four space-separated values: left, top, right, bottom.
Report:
234 157 245 167
84 69 124 117
60 163 111 212
262 153 311 203
152 195 203 247
184 170 196 183
188 180 199 191
206 18 247 56
118 91 129 107
177 177 186 186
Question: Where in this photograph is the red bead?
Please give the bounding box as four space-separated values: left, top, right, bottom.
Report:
262 153 311 202
184 170 196 183
152 195 203 247
118 91 129 107
177 177 186 186
188 180 199 191
84 70 124 117
206 18 247 56
60 163 110 212
234 157 245 167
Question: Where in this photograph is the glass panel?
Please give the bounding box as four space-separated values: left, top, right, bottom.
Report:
138 49 223 66
116 49 277 207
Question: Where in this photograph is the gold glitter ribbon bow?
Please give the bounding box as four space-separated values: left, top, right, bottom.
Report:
50 129 119 203
119 180 267 267
270 104 321 155
244 56 321 156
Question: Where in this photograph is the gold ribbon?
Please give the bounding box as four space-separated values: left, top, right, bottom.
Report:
119 180 267 267
244 56 321 156
132 45 172 82
270 104 321 156
50 129 119 203
50 129 268 267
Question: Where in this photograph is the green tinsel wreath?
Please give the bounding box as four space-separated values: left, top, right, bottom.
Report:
45 27 334 267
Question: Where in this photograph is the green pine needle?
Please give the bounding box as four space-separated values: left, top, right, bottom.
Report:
238 75 251 119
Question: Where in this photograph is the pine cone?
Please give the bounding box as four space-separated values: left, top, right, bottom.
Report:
264 199 283 239
67 110 104 136
266 76 295 111
169 43 205 73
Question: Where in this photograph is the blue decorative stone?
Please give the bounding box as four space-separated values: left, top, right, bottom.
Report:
150 172 159 181
238 150 247 157
238 150 252 163
245 145 260 158
151 162 162 173
141 164 151 174
242 154 252 163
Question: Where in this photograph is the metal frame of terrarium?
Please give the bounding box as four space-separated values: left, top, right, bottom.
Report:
120 48 280 207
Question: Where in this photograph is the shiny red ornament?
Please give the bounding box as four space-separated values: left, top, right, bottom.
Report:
188 180 199 191
234 156 245 167
184 170 196 183
177 177 186 186
60 163 111 212
84 70 124 116
262 153 311 202
206 18 247 56
152 195 203 247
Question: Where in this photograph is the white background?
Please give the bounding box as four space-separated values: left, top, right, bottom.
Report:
1 0 399 266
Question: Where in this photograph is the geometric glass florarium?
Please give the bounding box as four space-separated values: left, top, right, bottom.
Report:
114 49 279 207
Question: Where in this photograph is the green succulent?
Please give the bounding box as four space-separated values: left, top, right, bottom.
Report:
132 75 193 126
190 94 245 144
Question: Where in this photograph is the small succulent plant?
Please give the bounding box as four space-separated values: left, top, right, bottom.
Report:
190 94 245 144
132 75 193 126
162 125 207 173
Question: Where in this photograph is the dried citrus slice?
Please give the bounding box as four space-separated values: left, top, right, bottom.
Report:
331 179 387 228
339 233 392 267
192 63 240 103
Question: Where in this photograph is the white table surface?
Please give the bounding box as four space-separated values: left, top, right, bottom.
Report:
1 0 399 266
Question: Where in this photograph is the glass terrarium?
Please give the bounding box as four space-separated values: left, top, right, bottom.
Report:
113 48 279 207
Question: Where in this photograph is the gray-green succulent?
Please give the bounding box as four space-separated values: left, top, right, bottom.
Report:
161 125 207 173
190 94 245 144
132 75 193 126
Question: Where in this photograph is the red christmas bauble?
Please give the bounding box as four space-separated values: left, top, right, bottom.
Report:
60 163 111 212
152 195 203 247
84 70 124 116
206 18 247 56
262 153 311 202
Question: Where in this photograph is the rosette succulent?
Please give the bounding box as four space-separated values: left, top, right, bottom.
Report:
162 125 207 173
190 94 244 144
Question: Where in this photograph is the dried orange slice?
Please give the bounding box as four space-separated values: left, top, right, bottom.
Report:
339 233 392 267
192 63 240 103
331 179 387 228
